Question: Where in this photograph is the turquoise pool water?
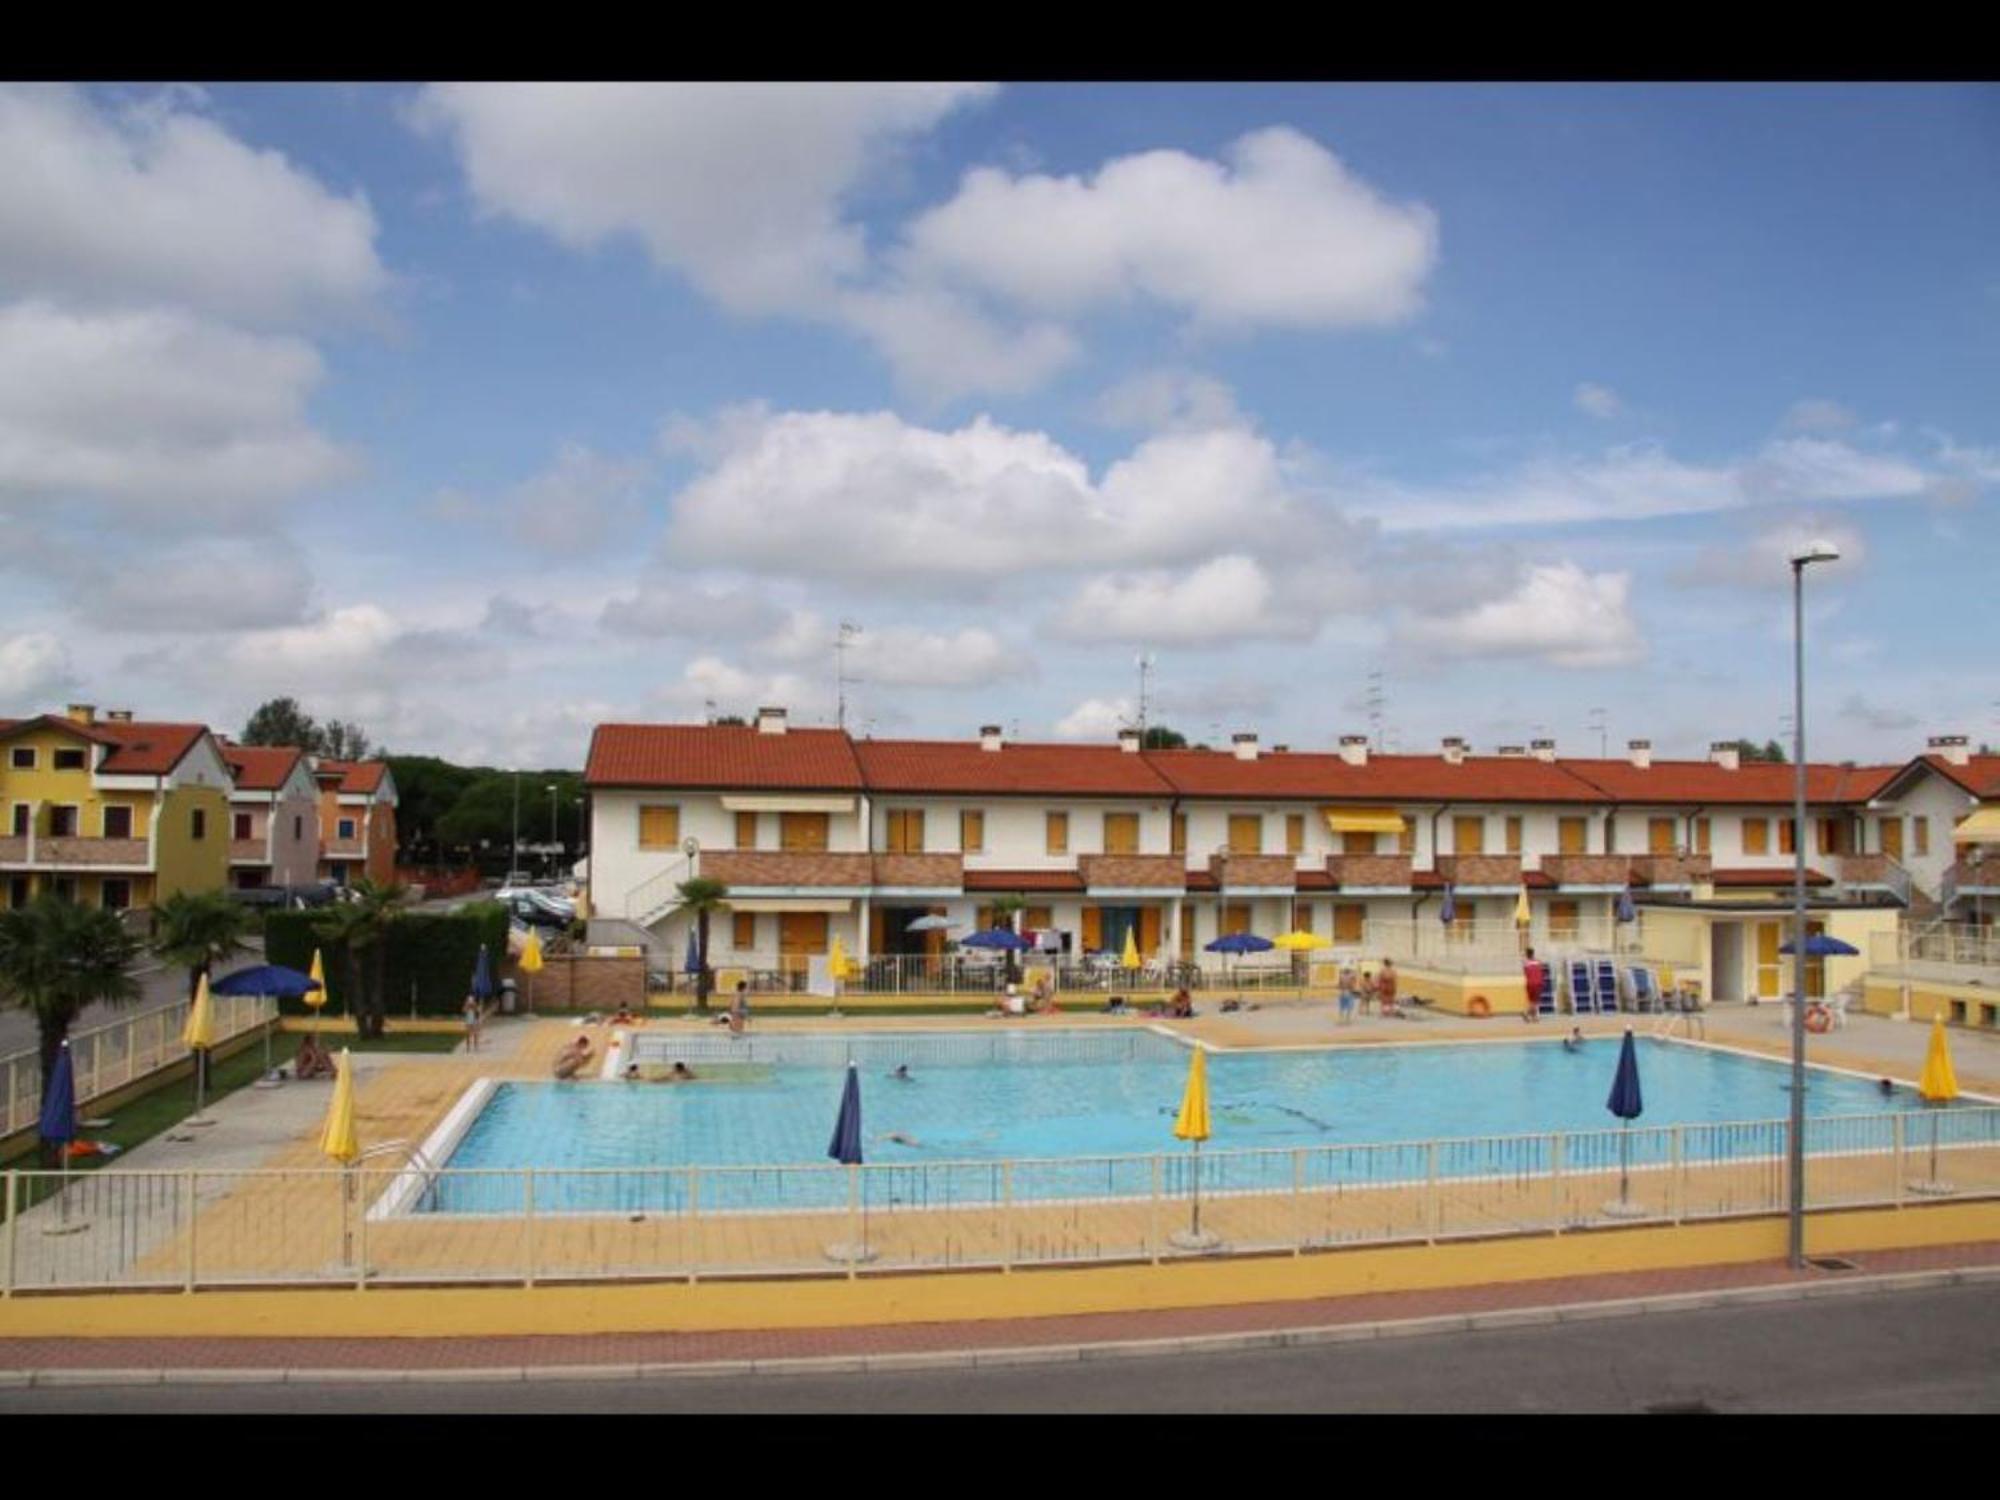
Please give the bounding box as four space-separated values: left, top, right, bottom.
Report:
416 1034 1988 1215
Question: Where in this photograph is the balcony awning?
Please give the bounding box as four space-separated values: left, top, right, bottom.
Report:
724 898 853 913
1953 806 2000 843
1321 807 1407 835
719 795 856 814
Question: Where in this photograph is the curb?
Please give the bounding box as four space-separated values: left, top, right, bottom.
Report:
4 1263 1996 1389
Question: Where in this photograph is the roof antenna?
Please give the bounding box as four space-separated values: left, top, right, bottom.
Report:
1588 706 1607 759
1135 651 1155 738
704 697 717 726
1365 667 1386 751
835 621 863 731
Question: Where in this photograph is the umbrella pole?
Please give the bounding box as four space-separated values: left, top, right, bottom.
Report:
1929 1109 1940 1184
1191 1140 1202 1239
1620 1121 1631 1208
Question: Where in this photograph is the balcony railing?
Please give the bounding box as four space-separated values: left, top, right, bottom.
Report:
1208 854 1297 890
1835 854 1912 904
228 838 270 864
0 835 25 863
1432 854 1523 888
1628 854 1712 887
1537 854 1632 887
1324 854 1413 890
322 837 365 858
1078 854 1187 890
33 836 151 866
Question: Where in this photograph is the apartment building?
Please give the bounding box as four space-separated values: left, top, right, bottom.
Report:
312 759 400 886
219 744 322 890
585 710 1983 1002
0 704 232 915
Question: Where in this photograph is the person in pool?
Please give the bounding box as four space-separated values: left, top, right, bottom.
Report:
1879 1077 1895 1097
1563 1027 1584 1052
890 1064 913 1081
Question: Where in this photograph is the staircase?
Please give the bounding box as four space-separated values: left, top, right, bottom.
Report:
624 852 698 928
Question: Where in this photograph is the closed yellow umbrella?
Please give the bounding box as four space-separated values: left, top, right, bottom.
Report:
181 971 217 1124
1122 926 1142 969
1170 1046 1218 1249
319 1049 360 1164
1513 888 1532 927
829 935 853 982
1912 1015 1960 1195
519 930 545 1015
1272 931 1330 951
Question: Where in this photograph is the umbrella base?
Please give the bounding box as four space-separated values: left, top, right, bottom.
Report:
40 1219 90 1237
1168 1228 1224 1252
1599 1198 1650 1220
1906 1179 1958 1197
823 1241 878 1264
185 1117 219 1128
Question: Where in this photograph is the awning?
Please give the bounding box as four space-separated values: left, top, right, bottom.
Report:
724 898 853 913
1321 807 1408 836
719 795 856 814
1953 807 2000 844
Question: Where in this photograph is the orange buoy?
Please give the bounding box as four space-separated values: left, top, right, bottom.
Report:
1468 995 1492 1018
1805 1003 1832 1034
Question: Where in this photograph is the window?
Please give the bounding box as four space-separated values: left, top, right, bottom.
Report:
1046 811 1069 855
101 879 131 912
735 811 757 849
49 806 78 837
9 804 26 836
1341 830 1377 855
232 811 252 841
1778 818 1796 856
1914 817 1930 858
53 748 86 771
1548 900 1581 941
960 809 985 853
1104 812 1139 855
1333 904 1365 944
8 747 32 769
732 912 756 949
1742 818 1770 856
337 818 356 841
1221 903 1252 936
1286 814 1306 856
190 808 206 841
1816 818 1839 856
1398 819 1415 855
1450 899 1478 928
1505 816 1523 855
1291 901 1313 932
638 804 680 850
1453 816 1485 855
1171 813 1187 855
1694 818 1711 855
293 815 303 841
1558 817 1588 855
1649 818 1677 855
103 805 133 840
780 812 829 852
1227 815 1262 855
1879 816 1903 860
885 809 926 853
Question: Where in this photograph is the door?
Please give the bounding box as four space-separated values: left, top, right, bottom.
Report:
1342 830 1377 855
1227 815 1262 855
1103 812 1139 855
779 912 828 968
1755 921 1783 999
1222 903 1252 936
1453 817 1485 855
1333 903 1365 944
1139 906 1162 958
1648 818 1677 854
782 813 831 852
1548 900 1580 942
1558 817 1587 855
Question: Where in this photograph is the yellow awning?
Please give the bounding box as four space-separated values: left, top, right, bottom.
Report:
1321 807 1408 836
1953 806 2000 844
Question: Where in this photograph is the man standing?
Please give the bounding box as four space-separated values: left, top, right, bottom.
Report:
1521 946 1547 1025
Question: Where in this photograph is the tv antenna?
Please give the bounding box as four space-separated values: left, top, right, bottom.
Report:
835 621 864 731
1364 668 1386 750
1135 652 1155 737
1587 706 1607 758
703 697 717 726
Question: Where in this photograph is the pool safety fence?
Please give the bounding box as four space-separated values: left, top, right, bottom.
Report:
1 993 279 1140
623 1027 1191 1070
5 1105 1995 1292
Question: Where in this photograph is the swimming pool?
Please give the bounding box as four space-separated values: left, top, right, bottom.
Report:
406 1031 1992 1216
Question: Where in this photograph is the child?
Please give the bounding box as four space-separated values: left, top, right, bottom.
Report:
1337 964 1359 1026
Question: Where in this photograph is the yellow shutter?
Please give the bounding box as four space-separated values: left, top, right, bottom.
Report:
1104 812 1139 855
1171 813 1187 854
1024 905 1053 931
869 907 886 952
1180 916 1196 960
1047 812 1069 854
1549 900 1580 940
781 812 829 852
1291 901 1312 932
1694 818 1711 854
1228 815 1261 854
1505 816 1523 855
1559 817 1586 855
960 809 984 852
1743 818 1769 856
1342 830 1376 855
1399 819 1415 855
1913 817 1929 857
1454 817 1485 855
1649 818 1676 855
1286 814 1305 855
1879 817 1902 860
639 805 680 849
1778 819 1796 855
1081 906 1102 951
1140 906 1162 954
1333 904 1364 943
1223 903 1251 936
735 811 757 848
732 911 756 948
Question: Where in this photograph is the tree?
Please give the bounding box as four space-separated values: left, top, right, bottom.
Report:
1717 738 1786 764
985 893 1029 984
385 755 483 862
310 879 409 1038
242 697 318 749
318 719 373 760
152 890 255 1002
673 878 730 1012
712 715 748 727
0 896 142 1103
1140 726 1188 750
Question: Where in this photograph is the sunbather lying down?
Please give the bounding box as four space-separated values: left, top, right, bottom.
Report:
552 1035 595 1079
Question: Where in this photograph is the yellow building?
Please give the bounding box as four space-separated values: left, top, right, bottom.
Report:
0 704 232 917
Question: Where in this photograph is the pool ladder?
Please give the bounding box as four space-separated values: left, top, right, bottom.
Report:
358 1139 446 1211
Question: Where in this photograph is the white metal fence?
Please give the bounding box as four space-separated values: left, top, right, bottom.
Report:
1 992 278 1139
1872 921 2000 978
6 1105 1993 1292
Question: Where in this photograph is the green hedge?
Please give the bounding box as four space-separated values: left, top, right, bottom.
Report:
264 901 511 1017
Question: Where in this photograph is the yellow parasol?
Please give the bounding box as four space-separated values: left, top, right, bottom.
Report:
829 935 853 982
1913 1015 1960 1194
1171 1046 1217 1248
319 1049 360 1164
1513 888 1532 927
181 970 219 1124
306 948 328 1033
519 930 545 1015
1272 930 1329 951
1122 926 1142 969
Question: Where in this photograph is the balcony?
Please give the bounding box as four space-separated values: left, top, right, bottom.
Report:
1433 854 1523 889
1537 854 1632 889
229 838 270 865
1207 854 1297 892
1628 854 1712 889
698 850 970 892
32 836 151 867
1835 853 1912 904
870 854 964 892
0 835 24 864
1079 854 1187 892
1324 854 1413 891
323 837 365 860
1943 859 2000 907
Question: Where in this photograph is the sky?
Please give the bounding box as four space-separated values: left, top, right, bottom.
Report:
1 81 1996 769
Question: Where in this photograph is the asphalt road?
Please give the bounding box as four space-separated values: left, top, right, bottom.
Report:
4 1282 1994 1414
0 940 264 1058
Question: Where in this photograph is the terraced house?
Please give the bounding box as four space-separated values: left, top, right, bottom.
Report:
311 758 399 886
219 743 322 890
584 711 1994 1011
0 704 232 917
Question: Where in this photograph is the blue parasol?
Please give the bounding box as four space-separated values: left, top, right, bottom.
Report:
683 928 704 974
827 1061 864 1166
1614 887 1637 924
960 927 1031 951
1606 1029 1644 1213
39 1041 76 1150
1779 933 1860 957
210 964 322 999
1204 932 1274 954
469 945 497 1002
1439 885 1457 925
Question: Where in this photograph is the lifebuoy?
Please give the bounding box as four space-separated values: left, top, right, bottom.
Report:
1805 1003 1833 1034
1468 995 1492 1018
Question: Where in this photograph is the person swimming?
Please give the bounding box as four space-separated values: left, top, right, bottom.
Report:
1879 1077 1895 1097
1562 1027 1584 1053
890 1064 913 1081
884 1131 919 1147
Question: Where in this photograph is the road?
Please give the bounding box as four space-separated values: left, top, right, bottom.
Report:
0 943 262 1058
3 1282 1993 1413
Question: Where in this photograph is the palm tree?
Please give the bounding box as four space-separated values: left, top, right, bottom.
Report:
152 889 256 1003
310 879 409 1039
673 878 730 1013
987 893 1028 985
0 895 142 1094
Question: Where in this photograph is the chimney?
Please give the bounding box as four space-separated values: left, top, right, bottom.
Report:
1929 734 1971 768
1441 737 1466 767
103 709 133 723
1530 738 1557 763
1338 735 1369 767
1271 744 1289 754
1708 741 1740 771
1117 728 1141 754
65 703 95 725
1232 732 1260 762
755 706 788 736
981 724 1005 752
1628 739 1653 770
1496 745 1527 758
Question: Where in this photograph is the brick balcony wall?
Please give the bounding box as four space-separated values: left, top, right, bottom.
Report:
38 836 151 866
1325 854 1413 888
1208 854 1298 889
0 835 24 863
703 851 874 887
1629 854 1712 886
1080 854 1188 890
1835 854 1900 884
871 854 963 889
324 837 365 858
1434 854 1524 887
1538 855 1632 886
229 838 269 864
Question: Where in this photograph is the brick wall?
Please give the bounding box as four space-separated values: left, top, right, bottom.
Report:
1326 854 1414 888
513 954 644 1011
1209 854 1297 889
1080 854 1187 889
1434 854 1525 886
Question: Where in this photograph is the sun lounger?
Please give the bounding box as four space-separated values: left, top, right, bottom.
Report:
1592 958 1620 1014
1626 966 1660 1013
1534 964 1558 1015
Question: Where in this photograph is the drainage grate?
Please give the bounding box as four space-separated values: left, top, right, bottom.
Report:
1806 1256 1859 1272
1645 1400 1717 1415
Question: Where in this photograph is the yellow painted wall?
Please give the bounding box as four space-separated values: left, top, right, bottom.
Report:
1864 978 2000 1029
1399 966 1531 1016
0 726 157 841
154 785 229 899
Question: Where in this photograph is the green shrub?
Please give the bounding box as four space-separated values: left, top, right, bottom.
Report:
264 901 511 1016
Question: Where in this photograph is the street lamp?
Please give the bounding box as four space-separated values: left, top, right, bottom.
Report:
1787 538 1840 1269
546 784 558 881
509 772 520 885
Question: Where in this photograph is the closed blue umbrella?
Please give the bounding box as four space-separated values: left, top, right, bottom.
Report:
1614 887 1637 924
469 945 497 1002
1778 933 1860 957
683 927 704 974
211 964 322 999
1439 885 1457 926
1605 1029 1644 1214
960 927 1031 951
39 1041 76 1152
826 1061 871 1264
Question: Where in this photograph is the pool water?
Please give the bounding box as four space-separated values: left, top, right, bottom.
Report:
415 1034 1978 1215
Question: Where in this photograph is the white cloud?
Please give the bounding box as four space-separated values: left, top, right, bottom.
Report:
0 301 354 516
599 580 784 641
897 127 1437 329
0 85 386 327
1395 564 1645 669
1670 515 1868 591
835 285 1078 403
411 82 992 315
1050 556 1317 646
1574 383 1623 420
1839 694 1918 732
1053 696 1134 739
87 536 316 631
0 632 74 701
650 654 830 722
485 443 651 555
1783 398 1857 435
1093 370 1243 433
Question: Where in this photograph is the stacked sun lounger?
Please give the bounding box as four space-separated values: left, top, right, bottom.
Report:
1565 958 1600 1015
1534 964 1558 1015
1593 958 1620 1013
1625 965 1660 1013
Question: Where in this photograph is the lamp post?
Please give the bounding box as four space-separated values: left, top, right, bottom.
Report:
1787 538 1840 1269
546 784 558 881
509 772 520 885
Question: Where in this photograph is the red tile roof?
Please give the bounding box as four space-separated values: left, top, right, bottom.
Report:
0 715 212 776
1919 754 2000 799
856 739 1175 797
315 759 388 795
1143 749 1605 803
222 744 304 792
1557 757 1898 806
585 724 864 791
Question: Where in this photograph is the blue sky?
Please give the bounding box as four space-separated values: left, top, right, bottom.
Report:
0 82 1994 766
